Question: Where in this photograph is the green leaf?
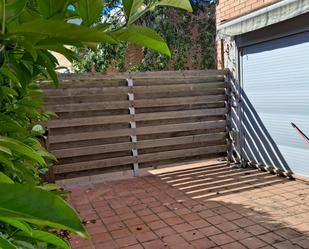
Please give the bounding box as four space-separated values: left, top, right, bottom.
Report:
0 217 32 233
0 86 18 97
0 0 27 22
77 0 103 27
0 236 17 249
0 172 14 183
0 136 45 166
16 230 70 249
0 145 12 155
37 50 59 87
123 0 144 24
155 0 193 12
0 153 15 170
37 0 66 19
10 19 117 44
112 25 171 56
0 184 87 238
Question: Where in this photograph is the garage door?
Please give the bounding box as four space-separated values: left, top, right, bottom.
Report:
241 31 309 178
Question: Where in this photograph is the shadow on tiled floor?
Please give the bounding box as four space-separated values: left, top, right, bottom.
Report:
68 159 309 249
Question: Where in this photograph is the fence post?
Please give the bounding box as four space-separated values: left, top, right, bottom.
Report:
127 78 139 176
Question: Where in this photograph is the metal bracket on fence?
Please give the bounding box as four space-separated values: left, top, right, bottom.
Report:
127 78 139 176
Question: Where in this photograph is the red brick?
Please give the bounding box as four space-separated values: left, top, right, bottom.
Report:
217 221 239 232
209 233 235 246
142 239 166 249
155 226 176 238
165 216 184 226
227 229 252 240
245 224 269 236
157 211 176 219
182 229 205 241
94 240 118 249
107 221 126 231
240 237 267 249
221 242 247 249
115 235 138 248
141 214 159 223
163 234 187 246
125 244 144 249
173 223 194 233
148 220 167 230
233 218 255 228
274 228 302 240
92 232 112 243
136 231 158 243
191 237 216 249
258 232 285 244
189 219 211 229
110 228 131 239
199 226 221 236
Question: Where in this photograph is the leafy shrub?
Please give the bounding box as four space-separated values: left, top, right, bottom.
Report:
0 0 192 248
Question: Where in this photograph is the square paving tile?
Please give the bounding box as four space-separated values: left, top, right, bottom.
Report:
67 160 309 249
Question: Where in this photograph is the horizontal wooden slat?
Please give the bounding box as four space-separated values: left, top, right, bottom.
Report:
138 145 227 163
135 108 227 122
53 144 226 174
53 156 136 174
49 120 226 144
44 82 225 97
52 133 226 159
45 95 226 113
47 114 132 128
47 108 227 129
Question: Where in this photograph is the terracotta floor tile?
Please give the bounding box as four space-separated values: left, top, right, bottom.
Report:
190 237 216 249
199 226 222 237
142 239 167 249
240 236 267 249
68 162 309 249
115 235 138 248
181 229 205 241
155 226 177 238
209 233 235 246
136 231 158 243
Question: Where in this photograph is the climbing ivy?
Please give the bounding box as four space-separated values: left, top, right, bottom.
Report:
73 0 216 72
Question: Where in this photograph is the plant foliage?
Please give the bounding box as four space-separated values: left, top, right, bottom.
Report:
73 0 215 72
0 0 192 248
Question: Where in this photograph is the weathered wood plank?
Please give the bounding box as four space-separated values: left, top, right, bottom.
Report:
47 108 226 128
49 120 226 144
43 82 225 97
52 133 226 159
53 156 136 174
138 145 227 163
45 95 225 113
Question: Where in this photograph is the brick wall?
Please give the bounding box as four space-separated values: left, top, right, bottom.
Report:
216 0 277 24
216 0 277 69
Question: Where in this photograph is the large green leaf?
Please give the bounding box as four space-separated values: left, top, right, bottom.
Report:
36 0 66 19
0 184 87 238
123 0 144 24
0 136 45 166
10 19 117 44
16 230 70 249
0 172 14 183
112 25 171 56
0 217 32 234
0 0 27 22
0 236 17 249
77 0 103 27
155 0 192 12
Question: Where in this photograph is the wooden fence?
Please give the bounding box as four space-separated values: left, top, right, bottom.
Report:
44 70 228 180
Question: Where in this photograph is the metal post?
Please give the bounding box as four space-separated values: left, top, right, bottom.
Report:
127 78 139 176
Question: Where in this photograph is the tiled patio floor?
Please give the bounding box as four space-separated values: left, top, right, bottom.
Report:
67 160 309 249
